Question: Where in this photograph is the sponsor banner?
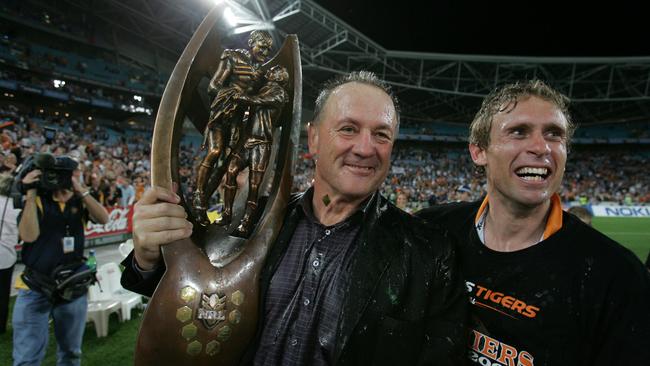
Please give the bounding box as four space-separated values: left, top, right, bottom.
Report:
85 205 134 239
591 205 650 217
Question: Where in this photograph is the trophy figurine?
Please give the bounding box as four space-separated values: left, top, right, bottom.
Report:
192 30 274 228
136 3 301 365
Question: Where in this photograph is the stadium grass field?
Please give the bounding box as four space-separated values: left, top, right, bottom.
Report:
593 217 650 262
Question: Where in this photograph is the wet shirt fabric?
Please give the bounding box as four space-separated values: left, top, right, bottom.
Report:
254 190 361 366
417 201 650 366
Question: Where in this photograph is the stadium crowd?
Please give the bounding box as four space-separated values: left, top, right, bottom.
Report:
0 104 648 213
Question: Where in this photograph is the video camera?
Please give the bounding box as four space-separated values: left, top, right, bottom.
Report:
12 153 78 208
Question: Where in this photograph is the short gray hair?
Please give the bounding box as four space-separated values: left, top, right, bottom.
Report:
312 71 400 125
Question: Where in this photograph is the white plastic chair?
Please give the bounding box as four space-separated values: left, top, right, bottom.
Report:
86 282 121 337
86 300 121 337
88 282 111 301
97 262 143 321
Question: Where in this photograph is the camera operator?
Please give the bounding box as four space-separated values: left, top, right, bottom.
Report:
12 157 108 366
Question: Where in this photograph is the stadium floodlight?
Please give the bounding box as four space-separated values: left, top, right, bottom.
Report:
53 79 65 88
223 6 238 27
133 95 143 102
233 22 275 35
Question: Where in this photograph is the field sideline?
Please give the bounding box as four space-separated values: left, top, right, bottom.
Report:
593 216 650 262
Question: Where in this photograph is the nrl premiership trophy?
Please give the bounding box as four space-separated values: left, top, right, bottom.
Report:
136 4 301 365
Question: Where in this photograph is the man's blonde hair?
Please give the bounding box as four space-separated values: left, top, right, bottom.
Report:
469 79 575 149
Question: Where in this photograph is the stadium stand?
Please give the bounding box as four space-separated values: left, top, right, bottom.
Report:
0 0 649 216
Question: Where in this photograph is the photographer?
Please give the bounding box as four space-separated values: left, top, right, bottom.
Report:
12 155 108 366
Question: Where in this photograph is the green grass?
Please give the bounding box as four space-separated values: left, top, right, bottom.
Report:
593 216 650 262
0 296 141 365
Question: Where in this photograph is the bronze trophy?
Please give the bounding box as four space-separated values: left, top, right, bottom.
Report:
136 3 301 365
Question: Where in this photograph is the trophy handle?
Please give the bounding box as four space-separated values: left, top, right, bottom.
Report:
137 3 302 364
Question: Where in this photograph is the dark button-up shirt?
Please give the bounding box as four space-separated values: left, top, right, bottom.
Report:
254 189 365 366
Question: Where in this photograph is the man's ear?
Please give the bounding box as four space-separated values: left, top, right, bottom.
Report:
307 122 318 156
468 143 487 166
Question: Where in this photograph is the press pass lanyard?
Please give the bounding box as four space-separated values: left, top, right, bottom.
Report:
60 200 76 254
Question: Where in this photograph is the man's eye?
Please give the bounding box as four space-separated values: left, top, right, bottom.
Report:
375 132 392 142
339 126 356 134
546 130 565 140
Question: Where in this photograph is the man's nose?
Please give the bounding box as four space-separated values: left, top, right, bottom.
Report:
352 131 374 156
528 131 551 156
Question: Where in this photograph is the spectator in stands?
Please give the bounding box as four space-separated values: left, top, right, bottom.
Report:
0 173 20 334
567 205 593 226
122 71 467 364
88 172 105 205
455 185 471 202
117 175 135 207
105 177 122 207
395 191 410 212
0 152 18 175
417 79 650 365
133 175 146 202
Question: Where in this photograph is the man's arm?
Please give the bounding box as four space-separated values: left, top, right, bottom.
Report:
72 174 109 224
18 170 41 243
81 193 109 224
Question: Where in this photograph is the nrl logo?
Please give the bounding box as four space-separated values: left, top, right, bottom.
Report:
197 292 226 329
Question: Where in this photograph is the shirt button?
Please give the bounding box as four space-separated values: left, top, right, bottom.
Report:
290 339 298 346
325 229 331 235
303 298 310 306
312 260 320 268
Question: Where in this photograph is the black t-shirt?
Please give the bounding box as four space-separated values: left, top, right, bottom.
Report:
417 202 650 366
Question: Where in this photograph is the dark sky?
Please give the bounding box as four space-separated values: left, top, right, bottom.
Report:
313 0 649 57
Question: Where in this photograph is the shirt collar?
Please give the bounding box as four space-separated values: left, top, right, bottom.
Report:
475 193 563 240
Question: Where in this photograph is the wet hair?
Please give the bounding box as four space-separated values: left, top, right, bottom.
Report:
248 30 273 47
312 71 400 126
469 79 575 149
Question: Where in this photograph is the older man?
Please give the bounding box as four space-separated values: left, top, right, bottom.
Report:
122 71 466 365
418 80 650 365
